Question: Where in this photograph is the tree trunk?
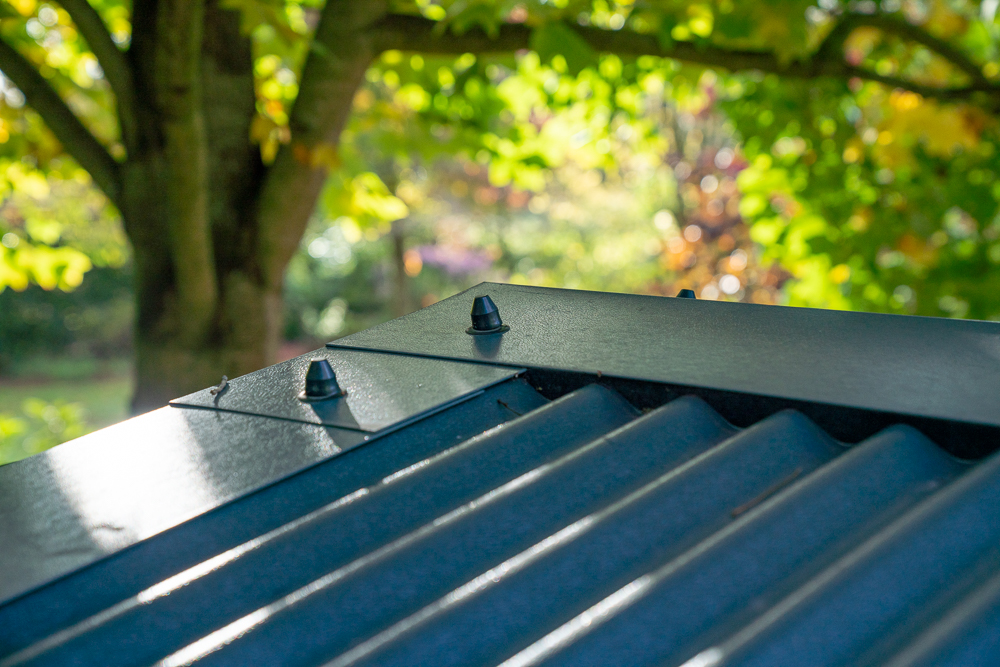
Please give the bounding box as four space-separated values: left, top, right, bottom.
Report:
122 146 282 412
131 263 282 412
124 0 279 413
99 0 378 412
121 0 376 412
390 218 410 318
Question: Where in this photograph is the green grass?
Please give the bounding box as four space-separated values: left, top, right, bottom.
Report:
0 375 132 429
2 356 131 382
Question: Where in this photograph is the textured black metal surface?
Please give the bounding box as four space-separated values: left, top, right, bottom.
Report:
883 569 1000 667
172 347 520 431
9 385 636 667
331 282 1000 429
337 409 843 667
682 441 1000 667
0 407 369 606
0 379 548 661
182 395 714 666
512 426 964 667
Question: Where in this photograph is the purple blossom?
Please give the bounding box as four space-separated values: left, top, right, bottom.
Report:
417 245 493 277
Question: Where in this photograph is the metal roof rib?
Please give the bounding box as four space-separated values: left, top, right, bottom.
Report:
3 383 637 667
503 425 965 667
179 394 738 667
883 568 1000 667
682 443 1000 667
321 409 844 667
5 379 1000 667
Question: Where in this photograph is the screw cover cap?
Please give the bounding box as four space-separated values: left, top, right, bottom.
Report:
467 295 509 335
299 358 345 401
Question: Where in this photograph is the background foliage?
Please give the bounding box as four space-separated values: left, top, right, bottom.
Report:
4 0 1000 462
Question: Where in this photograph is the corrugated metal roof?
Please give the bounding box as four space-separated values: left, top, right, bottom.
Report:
2 283 1000 667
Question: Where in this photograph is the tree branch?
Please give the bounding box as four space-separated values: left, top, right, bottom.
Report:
57 0 139 152
840 13 990 86
0 37 121 204
255 0 389 291
371 14 1000 111
373 13 532 53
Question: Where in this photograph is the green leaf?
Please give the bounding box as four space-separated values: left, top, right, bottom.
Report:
448 4 502 38
714 12 752 40
657 18 677 52
529 22 597 76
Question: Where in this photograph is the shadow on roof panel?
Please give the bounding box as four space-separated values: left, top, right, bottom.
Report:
683 445 1000 667
182 395 735 667
510 424 965 667
323 409 842 667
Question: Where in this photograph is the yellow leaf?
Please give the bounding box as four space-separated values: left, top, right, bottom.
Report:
310 143 341 170
881 99 982 157
8 0 36 16
843 139 864 164
924 2 967 39
829 264 851 284
249 114 277 144
0 248 28 291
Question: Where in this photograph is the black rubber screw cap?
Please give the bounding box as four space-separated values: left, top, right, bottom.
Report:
299 358 345 401
467 295 509 335
676 289 697 298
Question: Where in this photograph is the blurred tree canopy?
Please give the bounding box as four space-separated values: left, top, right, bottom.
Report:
2 0 1000 410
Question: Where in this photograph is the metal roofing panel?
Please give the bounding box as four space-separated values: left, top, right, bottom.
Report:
171 347 520 431
3 383 999 667
52 384 974 667
332 282 1000 428
504 426 964 667
16 385 637 667
327 410 844 667
0 407 367 606
0 348 520 608
884 569 1000 667
173 396 738 667
682 442 1000 667
0 379 548 660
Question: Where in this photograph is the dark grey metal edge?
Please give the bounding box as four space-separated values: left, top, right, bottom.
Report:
170 347 523 433
328 282 1000 433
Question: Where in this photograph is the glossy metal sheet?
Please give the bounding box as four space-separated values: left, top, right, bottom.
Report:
333 410 842 667
0 379 549 661
7 284 1000 667
0 407 366 606
884 569 1000 667
331 282 1000 428
6 386 638 667
689 445 1000 667
171 347 520 432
